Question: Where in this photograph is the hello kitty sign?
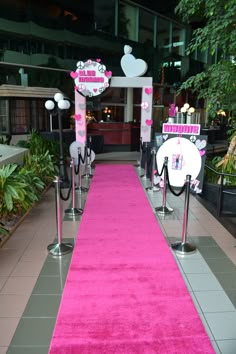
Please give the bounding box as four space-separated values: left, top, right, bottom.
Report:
70 59 112 97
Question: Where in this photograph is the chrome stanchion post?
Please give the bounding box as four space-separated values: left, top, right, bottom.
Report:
65 159 83 216
76 147 88 193
88 136 94 175
48 176 73 256
172 175 196 254
134 137 142 169
146 147 159 192
155 157 173 215
140 142 148 180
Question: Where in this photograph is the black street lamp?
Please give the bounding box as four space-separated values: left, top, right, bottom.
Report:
45 93 71 188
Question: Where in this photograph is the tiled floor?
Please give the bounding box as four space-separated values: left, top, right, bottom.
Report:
1 152 236 354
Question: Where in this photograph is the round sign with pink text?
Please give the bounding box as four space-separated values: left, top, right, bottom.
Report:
70 59 112 97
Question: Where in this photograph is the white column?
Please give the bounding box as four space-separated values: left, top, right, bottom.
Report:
125 87 133 122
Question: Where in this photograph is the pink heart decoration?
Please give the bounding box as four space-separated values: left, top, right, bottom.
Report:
145 88 153 95
105 71 112 78
70 71 78 79
96 59 101 62
145 119 153 126
93 88 97 92
73 114 82 121
200 150 205 157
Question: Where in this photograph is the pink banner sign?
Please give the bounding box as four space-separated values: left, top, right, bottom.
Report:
162 123 200 135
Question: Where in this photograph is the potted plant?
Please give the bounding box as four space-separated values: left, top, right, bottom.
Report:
202 119 236 216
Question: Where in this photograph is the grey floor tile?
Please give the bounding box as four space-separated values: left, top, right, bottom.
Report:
32 276 66 295
217 339 236 354
216 272 236 290
10 318 55 346
186 273 224 291
178 258 212 274
23 294 61 317
204 312 236 340
7 346 49 354
188 236 218 247
194 290 235 312
226 290 236 308
205 258 236 273
40 259 71 277
199 246 229 259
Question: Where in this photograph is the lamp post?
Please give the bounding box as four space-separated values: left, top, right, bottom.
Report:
45 93 71 188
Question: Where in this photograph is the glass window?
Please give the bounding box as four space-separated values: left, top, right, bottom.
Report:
94 0 115 35
0 100 9 134
10 99 29 133
119 1 138 41
157 17 171 58
139 10 154 45
172 24 185 56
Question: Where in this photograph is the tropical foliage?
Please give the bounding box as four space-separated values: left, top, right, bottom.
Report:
0 131 59 242
175 0 236 117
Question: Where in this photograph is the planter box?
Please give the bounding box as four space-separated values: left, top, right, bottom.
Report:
201 182 236 216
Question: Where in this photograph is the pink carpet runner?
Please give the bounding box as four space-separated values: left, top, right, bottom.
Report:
49 164 214 354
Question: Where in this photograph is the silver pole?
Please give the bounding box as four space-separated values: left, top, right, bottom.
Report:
47 176 73 256
146 147 160 192
155 157 173 215
65 159 83 216
172 175 197 254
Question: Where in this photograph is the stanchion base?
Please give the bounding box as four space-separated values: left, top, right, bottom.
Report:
47 242 73 256
146 186 160 193
65 207 83 216
155 206 174 215
82 174 93 179
76 186 89 193
171 242 197 255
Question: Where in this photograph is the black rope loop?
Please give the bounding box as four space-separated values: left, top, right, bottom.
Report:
59 168 72 201
141 142 148 154
74 153 80 175
165 166 186 197
155 161 166 177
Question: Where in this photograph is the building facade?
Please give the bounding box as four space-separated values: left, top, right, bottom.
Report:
0 0 214 136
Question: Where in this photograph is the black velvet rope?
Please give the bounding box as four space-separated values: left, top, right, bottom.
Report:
154 161 165 177
59 170 72 201
165 166 186 197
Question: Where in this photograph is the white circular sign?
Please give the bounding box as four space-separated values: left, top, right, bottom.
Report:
71 60 112 97
70 141 95 166
156 137 202 187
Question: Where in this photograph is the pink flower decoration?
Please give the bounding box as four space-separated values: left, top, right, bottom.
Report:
141 101 149 110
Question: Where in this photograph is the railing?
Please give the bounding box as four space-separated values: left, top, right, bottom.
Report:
204 164 236 217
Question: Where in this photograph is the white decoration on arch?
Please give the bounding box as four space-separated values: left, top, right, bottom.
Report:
121 45 148 77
